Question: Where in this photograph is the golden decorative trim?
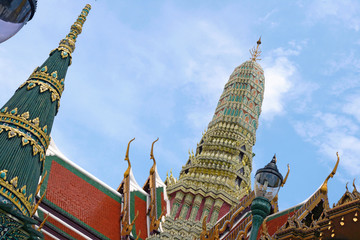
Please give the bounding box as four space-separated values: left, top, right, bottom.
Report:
0 108 50 160
0 125 46 161
25 80 61 103
0 173 33 216
26 67 65 96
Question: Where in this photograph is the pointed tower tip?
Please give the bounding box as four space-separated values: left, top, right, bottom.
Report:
257 36 262 45
272 153 277 163
249 37 262 62
58 4 91 55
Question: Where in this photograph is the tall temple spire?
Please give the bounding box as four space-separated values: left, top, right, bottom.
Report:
0 4 90 238
162 39 266 239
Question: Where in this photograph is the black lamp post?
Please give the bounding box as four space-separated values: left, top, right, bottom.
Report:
249 155 283 240
0 0 37 43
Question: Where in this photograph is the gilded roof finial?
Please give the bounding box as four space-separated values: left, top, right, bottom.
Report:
58 4 91 55
281 164 290 187
150 138 159 174
249 37 262 62
320 152 340 194
353 179 358 192
124 138 135 178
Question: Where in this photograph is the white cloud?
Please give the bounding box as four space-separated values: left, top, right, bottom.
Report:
257 9 279 27
342 94 360 123
294 112 360 176
306 0 360 31
261 55 295 120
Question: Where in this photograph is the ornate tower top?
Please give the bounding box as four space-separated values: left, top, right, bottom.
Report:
58 4 91 57
250 37 262 62
0 4 91 222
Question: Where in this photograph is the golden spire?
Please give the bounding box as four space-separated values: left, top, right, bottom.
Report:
249 37 262 62
58 4 91 55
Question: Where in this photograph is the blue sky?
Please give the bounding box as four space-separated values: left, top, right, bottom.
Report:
1 0 360 210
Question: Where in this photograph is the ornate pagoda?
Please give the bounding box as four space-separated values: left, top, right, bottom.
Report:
146 39 266 239
0 4 90 239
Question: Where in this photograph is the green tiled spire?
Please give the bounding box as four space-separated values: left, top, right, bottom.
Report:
0 4 91 218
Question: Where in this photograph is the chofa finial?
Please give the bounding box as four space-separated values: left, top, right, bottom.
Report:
150 138 159 163
123 138 135 178
58 4 91 55
320 152 340 194
150 138 159 175
249 37 262 62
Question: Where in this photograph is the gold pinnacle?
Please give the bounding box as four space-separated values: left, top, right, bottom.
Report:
249 37 262 62
58 4 91 54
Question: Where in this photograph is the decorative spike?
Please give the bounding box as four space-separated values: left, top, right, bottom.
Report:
0 170 8 180
51 92 57 102
32 190 46 216
39 85 49 93
32 145 39 156
43 125 48 134
50 71 58 79
1 107 8 113
32 117 40 127
40 66 47 72
27 82 36 90
22 137 30 146
37 213 49 231
10 176 18 188
58 4 91 54
36 171 48 196
20 185 26 195
21 111 30 119
8 130 16 138
10 108 18 115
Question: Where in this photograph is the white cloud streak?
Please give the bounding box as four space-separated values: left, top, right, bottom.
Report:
294 112 360 176
306 0 360 31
